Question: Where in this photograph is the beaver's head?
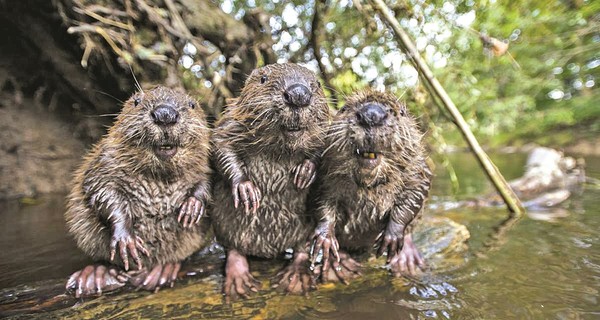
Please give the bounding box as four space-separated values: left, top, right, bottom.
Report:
325 90 425 187
112 86 210 174
232 63 330 154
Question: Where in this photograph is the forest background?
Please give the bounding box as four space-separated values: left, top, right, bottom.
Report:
0 0 598 198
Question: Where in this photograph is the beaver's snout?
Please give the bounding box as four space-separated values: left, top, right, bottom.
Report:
283 84 312 108
356 103 387 127
151 104 179 126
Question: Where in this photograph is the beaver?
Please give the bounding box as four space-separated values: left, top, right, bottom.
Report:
210 63 330 300
65 86 212 297
310 90 431 282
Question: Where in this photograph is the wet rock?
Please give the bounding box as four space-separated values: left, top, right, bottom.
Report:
413 216 470 268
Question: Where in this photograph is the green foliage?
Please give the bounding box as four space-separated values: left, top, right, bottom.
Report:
330 69 367 105
211 0 599 146
426 0 598 144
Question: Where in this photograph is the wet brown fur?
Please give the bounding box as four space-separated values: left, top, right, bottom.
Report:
65 86 212 268
316 90 431 250
211 63 330 257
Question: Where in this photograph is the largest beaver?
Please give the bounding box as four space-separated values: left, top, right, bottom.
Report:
65 86 211 297
311 90 432 282
211 63 330 300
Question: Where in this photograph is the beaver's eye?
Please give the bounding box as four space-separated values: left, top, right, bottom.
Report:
134 97 141 107
189 101 196 109
260 75 268 84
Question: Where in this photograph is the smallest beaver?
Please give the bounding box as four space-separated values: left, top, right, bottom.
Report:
311 90 431 282
65 86 211 297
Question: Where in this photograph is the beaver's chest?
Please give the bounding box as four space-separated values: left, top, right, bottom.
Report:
127 177 190 219
335 189 395 246
245 153 307 204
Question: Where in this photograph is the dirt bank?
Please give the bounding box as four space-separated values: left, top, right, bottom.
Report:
0 92 86 199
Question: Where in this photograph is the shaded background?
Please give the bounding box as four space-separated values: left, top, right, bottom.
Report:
0 0 598 199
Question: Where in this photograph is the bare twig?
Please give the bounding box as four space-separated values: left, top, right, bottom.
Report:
67 25 130 62
81 33 95 67
73 6 134 31
85 5 128 17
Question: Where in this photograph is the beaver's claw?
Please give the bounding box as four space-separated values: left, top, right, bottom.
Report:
272 252 315 295
129 262 182 292
375 220 405 263
314 251 362 284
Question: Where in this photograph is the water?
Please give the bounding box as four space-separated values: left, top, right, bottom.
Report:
0 152 598 319
0 197 91 288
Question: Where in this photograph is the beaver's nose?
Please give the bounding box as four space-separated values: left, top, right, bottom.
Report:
283 84 312 108
151 104 179 126
356 103 387 127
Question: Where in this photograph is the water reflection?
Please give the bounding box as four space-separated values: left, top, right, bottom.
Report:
0 196 90 288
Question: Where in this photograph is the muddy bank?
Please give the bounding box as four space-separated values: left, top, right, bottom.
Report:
0 92 87 199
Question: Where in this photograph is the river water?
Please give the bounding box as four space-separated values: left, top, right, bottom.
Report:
0 152 598 319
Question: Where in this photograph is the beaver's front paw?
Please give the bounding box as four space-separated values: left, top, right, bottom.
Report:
178 196 206 228
293 159 317 190
310 222 340 271
315 251 362 285
110 230 149 271
375 220 405 263
232 180 261 215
